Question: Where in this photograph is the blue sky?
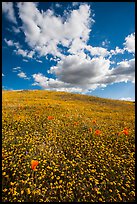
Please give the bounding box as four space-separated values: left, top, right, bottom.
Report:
2 2 135 101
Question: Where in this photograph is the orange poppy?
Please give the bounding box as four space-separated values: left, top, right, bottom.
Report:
47 116 54 120
31 160 39 171
122 129 128 135
89 128 92 132
95 130 101 135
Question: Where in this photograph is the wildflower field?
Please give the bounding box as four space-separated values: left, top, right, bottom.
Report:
2 90 135 202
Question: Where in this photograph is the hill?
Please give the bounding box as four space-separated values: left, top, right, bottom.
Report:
2 90 135 202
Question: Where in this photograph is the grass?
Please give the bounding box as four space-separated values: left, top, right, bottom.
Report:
2 90 135 202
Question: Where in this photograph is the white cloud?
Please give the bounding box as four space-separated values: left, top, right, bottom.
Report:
110 58 135 83
14 49 28 57
86 45 109 57
12 26 20 34
23 59 29 62
32 73 84 93
102 39 110 47
13 66 21 70
2 2 17 24
32 55 111 92
49 55 110 86
36 59 42 63
17 71 30 80
3 2 135 94
31 51 135 93
123 32 135 53
4 39 14 46
108 33 135 59
17 2 92 58
72 2 81 7
55 3 62 8
12 67 21 72
14 48 35 59
2 73 5 77
109 46 125 57
4 38 20 49
119 97 134 102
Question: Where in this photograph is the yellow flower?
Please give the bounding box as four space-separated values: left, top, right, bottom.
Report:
27 188 31 194
125 183 130 188
59 180 63 184
10 182 15 186
13 190 18 196
57 176 60 180
3 188 8 192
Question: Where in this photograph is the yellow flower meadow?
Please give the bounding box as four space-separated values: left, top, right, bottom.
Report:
2 90 135 202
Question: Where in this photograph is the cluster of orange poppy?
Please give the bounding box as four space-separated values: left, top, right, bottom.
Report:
118 127 129 136
122 128 129 135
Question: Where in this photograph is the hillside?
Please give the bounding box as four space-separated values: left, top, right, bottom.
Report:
2 90 135 202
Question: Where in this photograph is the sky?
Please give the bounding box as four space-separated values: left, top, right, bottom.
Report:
2 2 135 101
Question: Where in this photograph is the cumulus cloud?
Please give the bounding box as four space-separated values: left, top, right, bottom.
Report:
14 49 28 57
4 37 40 61
110 58 135 83
32 55 110 92
4 38 20 49
49 55 111 86
3 2 135 94
13 48 36 60
17 2 92 58
109 46 125 57
4 39 14 46
86 45 109 57
123 32 135 53
32 56 135 92
99 58 135 85
2 2 17 24
32 73 84 92
17 71 30 80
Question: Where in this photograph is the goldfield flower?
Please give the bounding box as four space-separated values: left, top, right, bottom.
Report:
2 90 135 202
